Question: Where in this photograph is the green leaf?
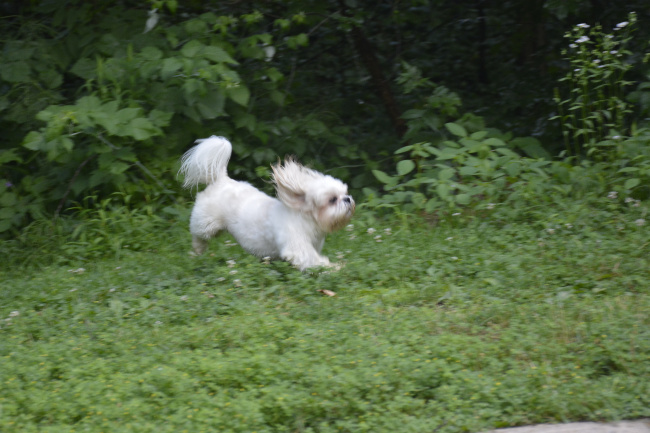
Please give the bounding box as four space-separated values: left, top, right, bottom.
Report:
185 18 208 35
69 57 96 79
0 191 17 207
234 113 256 131
483 137 506 147
0 149 23 164
438 167 456 181
196 90 225 119
140 46 163 61
115 108 143 124
0 61 30 83
397 160 415 176
401 109 424 119
294 33 309 47
455 193 471 205
23 131 45 151
227 85 250 107
160 57 184 80
125 117 159 140
270 90 285 106
266 68 284 82
624 178 640 190
511 137 550 159
181 40 203 58
305 119 327 136
395 145 414 155
60 137 74 152
148 110 173 128
203 46 237 64
425 198 439 213
372 170 396 187
459 166 478 176
3 42 34 61
77 96 103 112
39 69 63 89
436 183 450 199
505 162 521 177
470 131 488 140
445 122 467 138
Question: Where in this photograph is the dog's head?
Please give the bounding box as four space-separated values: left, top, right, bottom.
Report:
271 159 355 233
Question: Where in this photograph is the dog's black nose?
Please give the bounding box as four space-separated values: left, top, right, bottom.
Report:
343 195 352 204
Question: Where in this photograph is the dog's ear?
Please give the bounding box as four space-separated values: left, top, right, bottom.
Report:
271 159 314 211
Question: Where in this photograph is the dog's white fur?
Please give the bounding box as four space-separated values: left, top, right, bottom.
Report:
179 136 355 270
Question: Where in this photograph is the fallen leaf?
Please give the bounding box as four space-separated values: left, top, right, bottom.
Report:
318 289 336 297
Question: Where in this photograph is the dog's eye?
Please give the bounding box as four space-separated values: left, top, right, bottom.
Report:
329 197 338 204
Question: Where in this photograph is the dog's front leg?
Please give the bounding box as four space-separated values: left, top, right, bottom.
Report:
281 244 331 271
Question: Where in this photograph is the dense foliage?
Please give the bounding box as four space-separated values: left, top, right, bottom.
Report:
1 0 649 235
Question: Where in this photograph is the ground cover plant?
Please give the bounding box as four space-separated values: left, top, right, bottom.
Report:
1 198 648 432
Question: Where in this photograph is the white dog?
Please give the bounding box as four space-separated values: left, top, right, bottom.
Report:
179 136 355 270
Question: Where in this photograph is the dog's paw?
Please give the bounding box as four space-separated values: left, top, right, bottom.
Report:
327 261 344 271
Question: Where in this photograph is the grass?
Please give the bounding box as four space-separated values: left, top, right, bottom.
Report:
1 203 649 433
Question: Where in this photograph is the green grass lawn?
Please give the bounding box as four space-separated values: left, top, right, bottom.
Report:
1 209 649 433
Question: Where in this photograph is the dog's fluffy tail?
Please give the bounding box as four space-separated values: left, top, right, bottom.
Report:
179 136 232 188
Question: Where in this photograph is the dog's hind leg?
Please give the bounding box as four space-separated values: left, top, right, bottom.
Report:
189 211 223 255
191 235 210 255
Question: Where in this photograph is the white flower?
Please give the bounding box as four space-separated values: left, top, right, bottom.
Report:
575 36 590 44
610 50 618 55
593 59 600 64
216 277 226 282
452 212 461 216
446 237 454 241
607 191 618 199
635 219 646 227
229 270 238 275
569 44 578 48
547 228 555 234
262 256 271 265
384 228 392 235
143 8 159 33
367 228 376 234
633 200 641 207
68 268 86 274
565 224 573 229
625 197 634 203
487 203 495 210
9 311 19 317
450 256 459 261
180 295 189 301
154 321 163 326
576 23 590 29
233 279 243 287
226 260 236 268
612 135 621 140
374 235 382 242
346 224 354 231
615 21 629 29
